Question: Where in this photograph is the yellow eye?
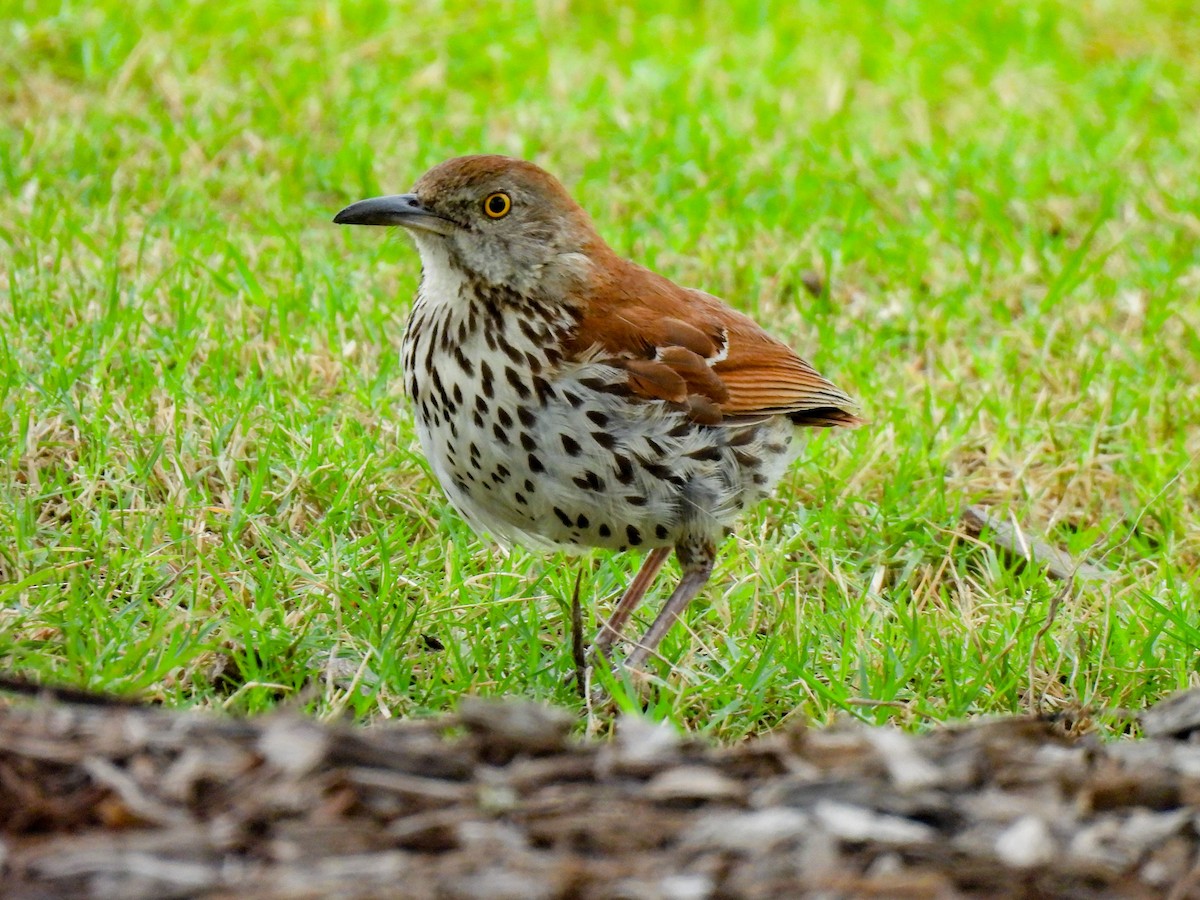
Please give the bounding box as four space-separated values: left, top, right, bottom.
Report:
483 192 512 218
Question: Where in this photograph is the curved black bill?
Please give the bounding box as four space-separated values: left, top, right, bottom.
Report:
333 193 455 234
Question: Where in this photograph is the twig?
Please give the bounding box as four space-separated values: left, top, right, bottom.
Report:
0 674 146 707
959 506 1104 714
570 566 587 698
1027 581 1072 715
82 758 193 826
961 506 1113 583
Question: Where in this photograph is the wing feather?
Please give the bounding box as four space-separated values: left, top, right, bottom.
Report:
566 259 862 428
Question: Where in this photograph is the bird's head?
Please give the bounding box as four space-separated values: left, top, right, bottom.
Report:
334 155 603 298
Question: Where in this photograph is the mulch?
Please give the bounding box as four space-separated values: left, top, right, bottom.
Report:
4 685 1200 899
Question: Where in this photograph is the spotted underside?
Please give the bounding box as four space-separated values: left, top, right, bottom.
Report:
400 257 800 555
341 153 862 670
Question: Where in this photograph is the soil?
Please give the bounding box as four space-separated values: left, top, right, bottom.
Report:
4 687 1200 899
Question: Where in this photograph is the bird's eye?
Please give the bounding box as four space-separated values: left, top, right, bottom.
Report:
483 192 512 219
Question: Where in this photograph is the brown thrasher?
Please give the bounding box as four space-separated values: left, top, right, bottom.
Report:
335 156 860 673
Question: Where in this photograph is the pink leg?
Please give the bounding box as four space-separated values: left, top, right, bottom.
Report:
625 555 714 670
592 546 671 659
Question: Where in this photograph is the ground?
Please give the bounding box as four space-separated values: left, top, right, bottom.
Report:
2 2 1199 735
5 689 1200 898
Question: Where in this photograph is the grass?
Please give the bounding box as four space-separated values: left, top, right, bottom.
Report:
2 0 1198 740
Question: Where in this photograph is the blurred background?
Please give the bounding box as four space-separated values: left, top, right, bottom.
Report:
2 0 1198 733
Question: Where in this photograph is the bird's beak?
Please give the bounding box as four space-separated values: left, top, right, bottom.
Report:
333 193 456 235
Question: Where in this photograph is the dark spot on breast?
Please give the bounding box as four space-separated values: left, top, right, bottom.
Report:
598 523 611 538
613 455 635 485
506 367 531 399
452 384 463 406
499 336 523 364
563 391 583 409
729 428 756 446
453 346 474 376
518 317 543 343
533 376 554 405
592 431 616 450
473 411 484 428
626 525 642 546
586 410 609 427
431 368 450 407
524 479 535 493
422 340 436 387
643 461 683 485
515 492 527 505
734 450 761 469
475 395 488 414
520 433 536 451
578 376 620 395
561 435 581 456
625 495 647 506
645 438 664 456
553 506 573 527
573 470 604 491
528 453 544 473
493 424 510 444
517 406 536 429
497 407 513 428
686 445 722 462
480 361 495 398
655 524 669 540
576 514 590 529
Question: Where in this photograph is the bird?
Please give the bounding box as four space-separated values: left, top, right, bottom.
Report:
334 155 861 674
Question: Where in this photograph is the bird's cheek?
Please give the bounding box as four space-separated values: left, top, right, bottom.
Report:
454 239 507 285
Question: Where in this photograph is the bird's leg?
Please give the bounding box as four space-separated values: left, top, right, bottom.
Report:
592 546 671 660
624 541 715 671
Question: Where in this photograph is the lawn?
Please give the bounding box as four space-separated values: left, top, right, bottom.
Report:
2 0 1198 740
